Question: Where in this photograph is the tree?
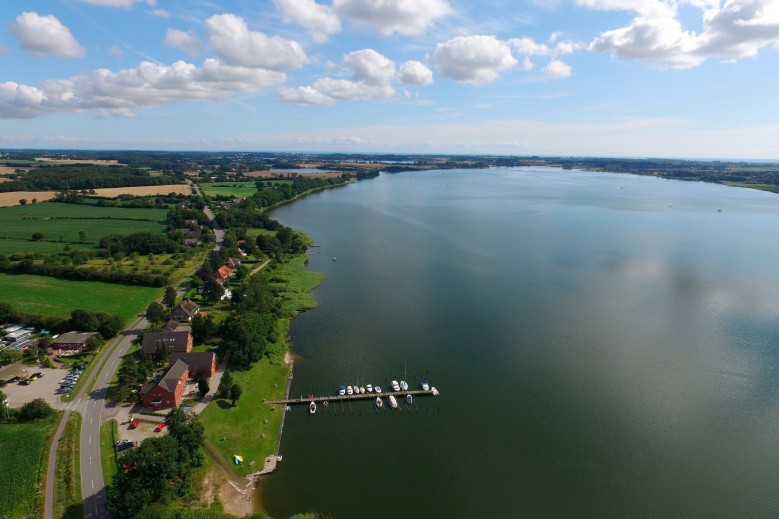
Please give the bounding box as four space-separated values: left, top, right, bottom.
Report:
229 383 243 406
162 286 177 308
19 199 27 206
223 312 272 368
31 198 37 204
19 398 54 420
200 280 224 304
31 232 43 241
191 313 216 342
96 313 122 339
197 377 209 397
71 309 100 332
217 370 233 399
145 302 166 325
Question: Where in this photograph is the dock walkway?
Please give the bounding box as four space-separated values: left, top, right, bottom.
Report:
268 389 436 405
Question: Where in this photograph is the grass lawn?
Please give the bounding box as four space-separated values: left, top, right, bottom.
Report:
100 419 119 485
0 202 168 253
55 412 83 519
0 273 162 322
0 413 60 519
199 182 258 198
198 335 289 477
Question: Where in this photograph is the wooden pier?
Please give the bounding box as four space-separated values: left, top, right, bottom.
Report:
267 389 438 406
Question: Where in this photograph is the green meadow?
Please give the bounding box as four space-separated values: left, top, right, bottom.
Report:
0 273 161 323
199 182 258 198
0 202 168 254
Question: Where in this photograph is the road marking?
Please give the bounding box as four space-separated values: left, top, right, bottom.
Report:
92 480 94 489
89 436 92 445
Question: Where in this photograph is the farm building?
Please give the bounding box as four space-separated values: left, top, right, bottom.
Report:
51 332 99 353
170 351 217 378
141 330 193 355
4 328 33 342
1 339 36 352
140 359 189 410
170 299 199 322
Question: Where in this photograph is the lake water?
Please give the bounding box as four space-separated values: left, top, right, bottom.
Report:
264 167 779 518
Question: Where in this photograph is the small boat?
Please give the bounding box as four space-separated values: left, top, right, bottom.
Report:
400 380 409 391
366 384 373 393
309 401 316 414
374 386 382 393
322 400 329 408
346 385 353 395
431 387 439 396
338 385 346 396
421 380 430 391
375 396 383 409
391 380 400 392
359 386 365 394
332 257 337 261
406 394 413 405
388 395 398 409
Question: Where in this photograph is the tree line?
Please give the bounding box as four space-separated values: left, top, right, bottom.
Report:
0 166 180 193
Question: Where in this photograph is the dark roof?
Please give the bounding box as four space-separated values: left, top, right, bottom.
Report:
163 320 179 332
53 331 98 345
157 359 189 393
171 299 199 320
141 331 191 355
171 351 216 375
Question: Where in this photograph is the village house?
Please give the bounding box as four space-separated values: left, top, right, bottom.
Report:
51 331 98 354
171 351 217 378
141 330 193 355
215 265 233 285
141 359 189 410
227 256 241 269
170 299 199 322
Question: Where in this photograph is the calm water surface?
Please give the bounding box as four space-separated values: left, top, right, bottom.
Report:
263 167 779 518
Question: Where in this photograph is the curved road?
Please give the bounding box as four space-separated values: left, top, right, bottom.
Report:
43 190 223 519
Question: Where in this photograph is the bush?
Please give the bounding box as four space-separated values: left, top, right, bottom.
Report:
19 398 55 421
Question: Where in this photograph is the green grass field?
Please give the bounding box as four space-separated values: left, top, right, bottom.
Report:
0 414 59 519
267 255 323 318
722 181 779 193
199 182 258 198
0 202 168 253
0 273 162 322
101 419 119 485
55 412 83 519
199 324 289 477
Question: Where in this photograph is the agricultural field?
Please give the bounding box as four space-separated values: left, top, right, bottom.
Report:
198 181 258 198
0 414 59 519
0 273 162 323
0 202 168 253
75 250 206 290
0 185 190 208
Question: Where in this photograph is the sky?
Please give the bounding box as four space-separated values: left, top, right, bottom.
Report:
1 0 779 159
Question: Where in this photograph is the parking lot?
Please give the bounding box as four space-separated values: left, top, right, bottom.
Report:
0 363 78 408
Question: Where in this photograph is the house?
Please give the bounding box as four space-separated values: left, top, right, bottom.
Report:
215 265 233 284
170 299 199 322
163 320 180 332
141 359 189 410
171 351 217 378
141 331 193 355
227 257 241 268
51 331 98 353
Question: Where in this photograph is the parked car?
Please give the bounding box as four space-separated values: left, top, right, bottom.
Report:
130 419 141 429
115 439 134 451
154 423 166 432
32 372 44 378
9 376 21 383
19 379 31 385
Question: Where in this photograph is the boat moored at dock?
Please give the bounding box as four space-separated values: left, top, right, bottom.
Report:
309 401 316 414
388 394 398 409
375 396 383 408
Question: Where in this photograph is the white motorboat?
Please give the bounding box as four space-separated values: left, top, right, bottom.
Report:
374 386 382 393
359 386 365 394
399 380 409 391
431 387 439 396
309 401 316 414
391 380 400 392
406 394 413 405
421 380 430 391
338 385 346 396
366 384 373 393
346 385 353 395
388 394 398 409
375 396 383 409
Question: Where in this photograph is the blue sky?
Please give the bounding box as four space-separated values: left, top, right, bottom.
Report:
1 0 778 158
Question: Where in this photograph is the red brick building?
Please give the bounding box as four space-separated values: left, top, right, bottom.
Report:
141 331 193 356
140 359 189 410
171 351 218 378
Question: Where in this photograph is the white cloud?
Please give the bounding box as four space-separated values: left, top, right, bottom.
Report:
399 60 434 85
433 35 517 84
74 0 156 7
522 56 534 70
205 13 309 71
0 59 286 119
544 59 573 78
333 0 452 35
507 36 580 57
344 49 396 85
584 0 779 68
279 86 337 105
165 28 201 56
278 48 401 105
149 8 170 18
109 45 126 58
273 0 341 42
10 12 85 58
